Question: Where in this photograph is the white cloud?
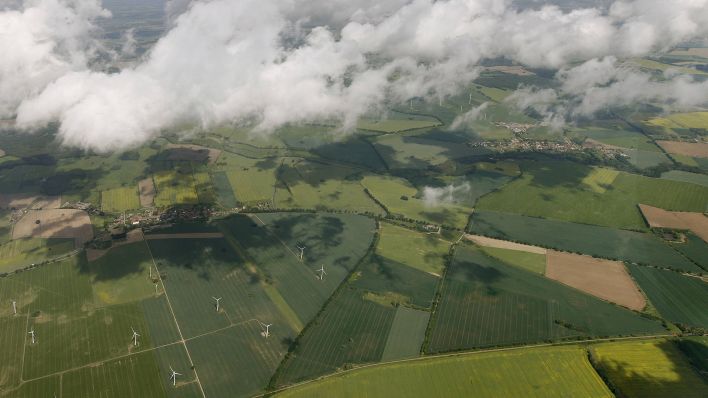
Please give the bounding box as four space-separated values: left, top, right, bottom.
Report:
509 56 708 121
450 102 490 131
422 183 471 207
3 0 708 150
0 0 108 118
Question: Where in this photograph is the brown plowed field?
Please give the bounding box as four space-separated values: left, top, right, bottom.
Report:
656 141 708 158
465 234 547 254
138 178 156 207
545 251 645 311
639 204 708 242
13 209 93 248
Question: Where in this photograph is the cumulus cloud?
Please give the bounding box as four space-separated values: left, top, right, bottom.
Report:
0 0 109 118
450 102 490 131
508 56 708 123
3 0 708 150
422 183 471 207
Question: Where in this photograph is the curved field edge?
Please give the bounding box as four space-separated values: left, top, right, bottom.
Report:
271 345 612 398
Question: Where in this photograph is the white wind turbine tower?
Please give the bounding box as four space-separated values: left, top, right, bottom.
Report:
28 328 36 344
469 92 473 105
11 300 16 315
257 320 272 338
212 297 222 312
131 327 140 347
296 245 305 262
316 265 327 281
169 366 182 387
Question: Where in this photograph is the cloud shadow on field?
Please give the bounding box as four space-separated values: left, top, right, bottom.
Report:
455 259 505 285
591 339 708 398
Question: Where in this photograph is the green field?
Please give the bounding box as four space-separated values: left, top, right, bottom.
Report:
362 175 473 228
570 127 663 152
670 232 708 271
275 288 397 385
628 265 708 328
478 246 546 274
676 336 708 374
0 238 75 273
312 136 388 171
376 223 451 276
380 307 429 361
476 160 708 230
661 170 708 187
145 235 296 397
427 246 664 352
351 255 439 309
101 186 140 212
211 171 239 208
357 118 441 133
153 170 199 206
622 148 673 169
276 345 612 398
273 160 384 214
0 255 190 397
219 153 280 204
371 135 489 170
591 339 708 397
86 242 155 306
469 210 700 272
475 161 521 176
219 213 375 322
646 111 708 130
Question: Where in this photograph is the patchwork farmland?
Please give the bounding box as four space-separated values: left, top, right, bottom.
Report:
1 31 707 396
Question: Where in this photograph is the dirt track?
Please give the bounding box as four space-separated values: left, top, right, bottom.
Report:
465 234 547 254
13 209 93 248
546 251 645 311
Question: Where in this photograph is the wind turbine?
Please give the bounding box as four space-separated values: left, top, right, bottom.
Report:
131 327 140 347
257 320 272 338
469 92 473 105
28 328 36 344
154 283 159 295
316 265 327 281
11 300 16 315
296 245 305 262
212 297 222 312
169 366 182 387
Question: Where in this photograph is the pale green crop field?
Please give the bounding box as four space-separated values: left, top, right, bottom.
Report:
276 345 612 398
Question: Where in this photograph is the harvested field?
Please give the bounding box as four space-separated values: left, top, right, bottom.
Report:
0 193 60 210
546 251 646 311
639 204 708 242
657 141 708 158
13 209 93 247
86 229 144 262
465 234 546 254
143 232 224 240
166 143 221 164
